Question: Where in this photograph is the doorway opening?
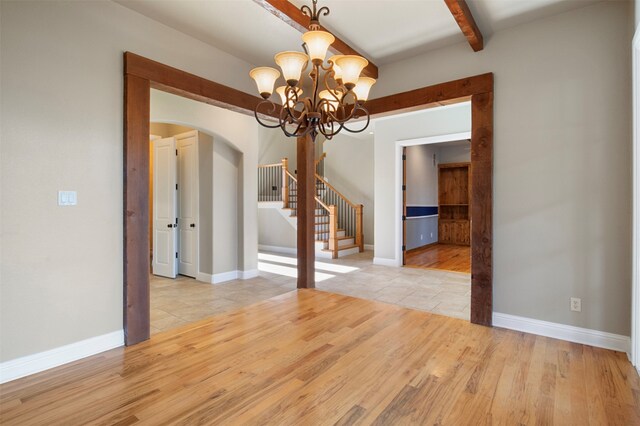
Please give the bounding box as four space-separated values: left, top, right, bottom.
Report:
402 137 472 274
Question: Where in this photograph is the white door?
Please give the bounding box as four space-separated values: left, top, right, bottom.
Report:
152 137 178 278
177 133 198 277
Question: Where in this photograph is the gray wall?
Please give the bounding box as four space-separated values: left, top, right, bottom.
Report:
0 0 259 362
323 134 375 246
198 133 214 275
375 2 633 336
213 141 240 274
405 144 439 250
258 209 297 249
439 143 470 164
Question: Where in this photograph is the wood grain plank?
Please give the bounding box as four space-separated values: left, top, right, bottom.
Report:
444 0 484 52
297 134 315 288
366 73 493 117
123 72 150 346
124 52 277 118
470 91 493 326
1 291 639 425
253 0 378 79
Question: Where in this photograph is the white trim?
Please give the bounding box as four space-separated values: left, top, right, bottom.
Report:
632 27 640 371
373 257 400 267
0 331 124 384
258 244 297 255
197 270 258 284
493 313 630 355
394 131 472 266
212 270 239 284
239 269 259 279
364 244 374 251
196 272 214 283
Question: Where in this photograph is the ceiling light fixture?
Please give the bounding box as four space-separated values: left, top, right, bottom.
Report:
249 0 375 140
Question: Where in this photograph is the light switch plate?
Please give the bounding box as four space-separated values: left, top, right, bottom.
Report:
58 191 77 206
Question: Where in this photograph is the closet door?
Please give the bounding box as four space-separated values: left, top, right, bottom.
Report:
177 132 199 277
152 137 178 278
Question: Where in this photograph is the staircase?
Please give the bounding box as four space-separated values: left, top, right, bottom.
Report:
258 156 363 259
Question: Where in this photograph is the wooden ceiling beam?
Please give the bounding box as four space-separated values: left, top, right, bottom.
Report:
443 0 484 52
254 0 379 79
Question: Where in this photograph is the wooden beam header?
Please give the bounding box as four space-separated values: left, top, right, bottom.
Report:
254 0 379 79
124 52 277 117
366 73 493 116
444 0 484 52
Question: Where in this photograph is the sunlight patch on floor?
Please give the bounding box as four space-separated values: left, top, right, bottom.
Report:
257 261 336 282
258 253 359 274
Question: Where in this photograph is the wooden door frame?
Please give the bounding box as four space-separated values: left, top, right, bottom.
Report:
124 51 493 345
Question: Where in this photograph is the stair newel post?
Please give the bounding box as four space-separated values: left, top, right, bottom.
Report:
356 204 364 252
329 205 338 259
282 157 289 208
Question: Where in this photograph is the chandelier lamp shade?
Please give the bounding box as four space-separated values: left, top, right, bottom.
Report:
249 0 375 139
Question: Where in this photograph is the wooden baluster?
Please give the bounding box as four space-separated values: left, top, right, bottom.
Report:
282 158 289 208
329 205 338 259
356 204 364 252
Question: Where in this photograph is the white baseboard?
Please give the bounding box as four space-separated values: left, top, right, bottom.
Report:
0 330 124 384
239 269 259 279
373 257 399 267
212 270 239 284
197 269 260 284
196 272 213 283
493 312 631 355
364 244 374 251
258 244 297 255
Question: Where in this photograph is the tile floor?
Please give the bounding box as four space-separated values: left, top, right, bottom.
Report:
151 250 471 334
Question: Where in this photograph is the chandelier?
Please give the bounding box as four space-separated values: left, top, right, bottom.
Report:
249 0 376 139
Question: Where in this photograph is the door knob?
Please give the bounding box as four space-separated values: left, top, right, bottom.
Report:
190 223 196 228
166 224 173 228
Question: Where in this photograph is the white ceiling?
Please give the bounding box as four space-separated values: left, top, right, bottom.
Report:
115 0 602 67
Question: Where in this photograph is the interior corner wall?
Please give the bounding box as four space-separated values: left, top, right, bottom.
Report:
0 0 259 363
376 1 633 336
323 134 375 245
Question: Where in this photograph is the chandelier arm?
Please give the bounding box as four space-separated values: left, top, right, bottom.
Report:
342 104 371 134
254 100 282 129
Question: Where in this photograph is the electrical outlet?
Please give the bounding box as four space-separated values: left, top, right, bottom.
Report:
420 234 423 241
430 232 433 238
570 297 581 312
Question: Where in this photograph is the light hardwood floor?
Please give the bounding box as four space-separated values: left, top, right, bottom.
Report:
406 243 471 273
1 290 638 425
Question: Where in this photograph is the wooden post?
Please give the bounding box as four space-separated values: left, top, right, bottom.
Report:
328 205 338 259
297 134 315 288
356 204 364 252
282 157 289 208
124 73 151 345
470 91 493 326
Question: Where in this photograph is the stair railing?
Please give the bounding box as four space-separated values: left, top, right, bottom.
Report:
257 161 283 202
315 152 327 177
315 173 364 253
281 163 340 258
258 156 361 258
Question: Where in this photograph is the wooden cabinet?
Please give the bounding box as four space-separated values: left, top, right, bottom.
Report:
438 163 470 246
